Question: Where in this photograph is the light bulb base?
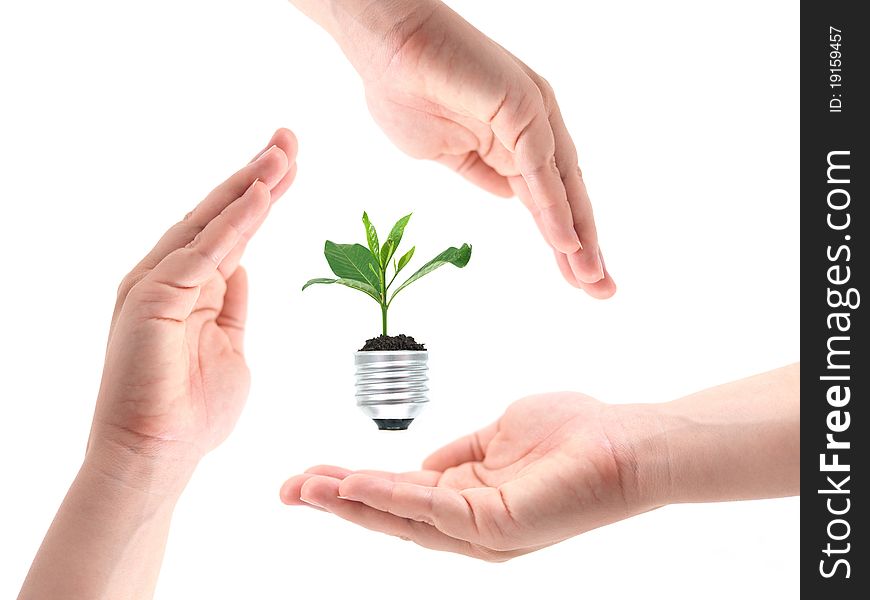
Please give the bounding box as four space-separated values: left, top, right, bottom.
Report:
373 419 415 431
354 350 429 430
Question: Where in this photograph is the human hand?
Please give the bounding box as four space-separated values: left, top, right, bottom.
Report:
17 131 298 599
304 0 615 296
280 393 651 560
279 367 800 561
87 129 298 490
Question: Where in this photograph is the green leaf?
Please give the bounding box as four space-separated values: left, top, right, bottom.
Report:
379 239 394 267
396 246 415 273
301 277 381 302
361 212 380 260
390 243 471 302
324 241 382 294
382 213 412 265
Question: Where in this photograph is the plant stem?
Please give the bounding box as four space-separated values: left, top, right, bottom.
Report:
386 270 399 292
381 302 388 336
380 262 388 336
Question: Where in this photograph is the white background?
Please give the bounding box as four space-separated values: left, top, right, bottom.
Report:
0 1 799 598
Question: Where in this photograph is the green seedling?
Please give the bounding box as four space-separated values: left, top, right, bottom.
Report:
303 212 472 336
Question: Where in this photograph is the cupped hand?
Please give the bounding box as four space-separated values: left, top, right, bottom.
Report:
281 393 657 561
342 1 614 297
88 129 297 479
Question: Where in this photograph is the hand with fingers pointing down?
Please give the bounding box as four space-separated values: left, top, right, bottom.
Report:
290 0 616 297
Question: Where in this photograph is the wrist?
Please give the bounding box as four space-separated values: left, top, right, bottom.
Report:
603 403 676 510
294 0 442 79
84 436 199 500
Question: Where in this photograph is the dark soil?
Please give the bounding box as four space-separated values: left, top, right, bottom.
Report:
359 334 426 352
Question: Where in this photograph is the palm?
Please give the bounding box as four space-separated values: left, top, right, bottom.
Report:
88 128 296 460
96 272 249 457
284 393 631 560
422 394 626 550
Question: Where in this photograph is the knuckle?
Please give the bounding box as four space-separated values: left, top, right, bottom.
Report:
117 271 143 301
538 77 555 102
523 154 559 182
493 91 539 151
173 220 205 246
193 245 220 267
422 487 436 512
557 159 580 184
529 73 555 111
455 152 478 175
125 274 153 298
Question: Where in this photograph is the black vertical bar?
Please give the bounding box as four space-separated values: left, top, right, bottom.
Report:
801 1 867 595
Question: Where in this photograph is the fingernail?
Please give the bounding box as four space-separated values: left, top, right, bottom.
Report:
300 496 324 509
246 178 260 193
256 145 278 162
594 254 604 281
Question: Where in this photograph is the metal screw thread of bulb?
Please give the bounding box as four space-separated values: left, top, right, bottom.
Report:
354 350 429 430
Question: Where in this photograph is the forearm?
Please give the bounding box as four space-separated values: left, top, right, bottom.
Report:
288 0 439 77
610 364 800 508
18 447 193 600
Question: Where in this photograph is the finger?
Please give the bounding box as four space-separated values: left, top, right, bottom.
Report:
305 465 442 485
576 248 617 299
111 136 293 340
511 174 569 259
216 266 248 353
549 106 603 283
338 474 509 545
304 465 354 479
438 153 512 198
562 249 615 298
131 181 270 321
510 175 578 287
218 161 298 279
280 467 443 506
553 250 580 288
148 145 288 269
114 143 289 313
490 89 580 254
513 175 615 296
221 133 299 280
281 473 333 506
422 420 499 472
297 476 500 560
250 128 299 200
356 469 442 485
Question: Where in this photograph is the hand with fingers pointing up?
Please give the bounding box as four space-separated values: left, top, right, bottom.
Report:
19 130 299 599
89 128 298 484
